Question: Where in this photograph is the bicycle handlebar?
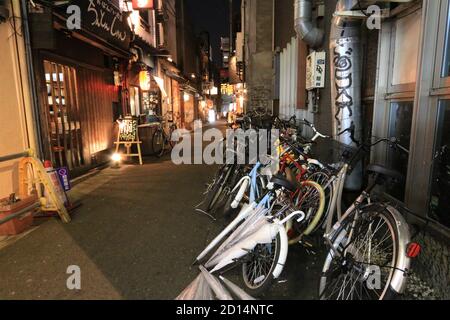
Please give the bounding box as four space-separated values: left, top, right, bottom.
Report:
346 137 410 171
302 119 330 139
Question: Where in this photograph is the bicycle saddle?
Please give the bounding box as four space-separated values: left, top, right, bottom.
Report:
366 164 404 181
270 175 297 192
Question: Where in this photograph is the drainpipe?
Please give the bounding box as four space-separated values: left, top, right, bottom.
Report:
330 0 363 190
18 0 44 157
294 0 324 48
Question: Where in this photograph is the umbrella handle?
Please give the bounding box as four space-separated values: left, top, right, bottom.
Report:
277 211 305 225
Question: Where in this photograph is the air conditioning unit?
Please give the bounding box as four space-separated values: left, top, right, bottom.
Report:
306 51 326 90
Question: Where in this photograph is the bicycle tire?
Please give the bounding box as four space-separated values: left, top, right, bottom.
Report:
152 129 165 157
287 180 325 245
205 165 233 212
169 125 178 149
307 171 333 232
242 232 282 296
212 165 243 214
318 204 406 300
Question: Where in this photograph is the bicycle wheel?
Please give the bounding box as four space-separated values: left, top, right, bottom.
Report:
307 171 332 232
213 166 244 215
242 233 282 296
204 165 233 213
169 125 178 149
287 180 325 244
152 129 165 157
319 204 403 300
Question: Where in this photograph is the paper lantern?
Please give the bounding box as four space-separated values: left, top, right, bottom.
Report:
132 0 154 10
139 70 151 91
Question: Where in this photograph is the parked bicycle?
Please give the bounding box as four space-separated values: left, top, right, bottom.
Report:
152 111 179 157
318 137 416 300
186 114 421 300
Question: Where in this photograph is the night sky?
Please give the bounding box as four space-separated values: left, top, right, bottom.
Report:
185 0 240 65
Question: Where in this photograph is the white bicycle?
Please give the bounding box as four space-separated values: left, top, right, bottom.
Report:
318 137 416 300
194 175 305 296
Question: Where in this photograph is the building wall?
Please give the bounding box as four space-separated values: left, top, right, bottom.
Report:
164 0 178 64
413 231 450 299
0 0 37 199
244 0 274 111
274 0 296 50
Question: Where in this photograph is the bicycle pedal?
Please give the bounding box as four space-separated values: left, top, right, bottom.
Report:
277 279 288 284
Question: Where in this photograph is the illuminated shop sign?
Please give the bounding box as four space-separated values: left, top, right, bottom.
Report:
132 0 154 10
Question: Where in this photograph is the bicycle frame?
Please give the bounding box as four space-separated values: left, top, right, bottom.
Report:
230 162 266 209
320 163 412 295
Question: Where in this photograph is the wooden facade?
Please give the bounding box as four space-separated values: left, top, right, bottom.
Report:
29 1 131 177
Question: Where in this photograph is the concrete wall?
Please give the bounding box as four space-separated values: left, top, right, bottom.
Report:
413 231 450 299
244 0 274 111
274 0 296 50
0 0 37 199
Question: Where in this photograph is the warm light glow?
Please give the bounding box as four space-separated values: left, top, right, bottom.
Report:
183 92 190 102
153 75 167 97
112 153 122 163
239 96 244 107
210 86 218 95
132 0 154 10
191 74 196 79
139 70 151 91
208 110 216 123
128 10 140 29
167 57 173 62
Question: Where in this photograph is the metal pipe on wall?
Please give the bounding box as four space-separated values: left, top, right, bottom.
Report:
330 0 363 190
294 0 324 48
19 0 44 157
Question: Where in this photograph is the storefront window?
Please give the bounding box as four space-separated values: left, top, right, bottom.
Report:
392 9 422 86
386 101 414 200
429 100 450 228
43 61 84 170
442 5 450 77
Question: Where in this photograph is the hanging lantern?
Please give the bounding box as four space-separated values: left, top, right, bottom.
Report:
139 70 151 91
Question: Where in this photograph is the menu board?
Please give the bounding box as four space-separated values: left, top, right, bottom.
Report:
119 117 138 142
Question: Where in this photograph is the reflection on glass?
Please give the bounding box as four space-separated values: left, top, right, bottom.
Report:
386 101 413 200
442 5 450 77
429 100 450 228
